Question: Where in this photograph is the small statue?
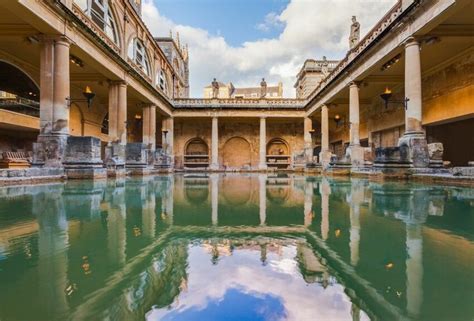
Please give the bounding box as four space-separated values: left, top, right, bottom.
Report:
260 78 267 98
321 56 329 77
349 16 360 49
211 78 219 98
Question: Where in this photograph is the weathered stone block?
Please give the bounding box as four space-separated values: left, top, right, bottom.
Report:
428 143 444 160
126 143 148 168
374 146 410 167
398 134 429 168
452 167 474 177
63 136 106 180
63 136 103 167
32 134 68 167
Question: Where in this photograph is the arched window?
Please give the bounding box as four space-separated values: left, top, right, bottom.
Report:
74 0 119 46
128 38 151 76
155 69 168 93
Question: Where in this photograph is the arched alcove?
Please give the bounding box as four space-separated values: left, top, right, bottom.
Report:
222 137 252 169
184 137 209 168
266 138 290 168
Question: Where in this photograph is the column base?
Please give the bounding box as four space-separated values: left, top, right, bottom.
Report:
63 136 106 179
125 143 148 169
398 133 429 168
105 142 126 177
319 150 332 169
258 164 268 171
209 163 220 171
32 134 68 168
345 144 364 167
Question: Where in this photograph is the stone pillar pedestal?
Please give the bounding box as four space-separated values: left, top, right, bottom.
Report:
210 116 219 170
319 105 332 168
125 143 149 175
258 117 268 170
104 142 126 177
63 136 106 179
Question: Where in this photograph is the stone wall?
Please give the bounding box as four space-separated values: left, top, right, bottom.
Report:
422 51 474 125
173 118 304 169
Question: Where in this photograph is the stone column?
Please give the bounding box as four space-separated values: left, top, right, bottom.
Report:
39 37 54 135
210 116 219 170
105 81 127 176
52 36 70 135
211 173 218 225
142 105 156 150
304 117 313 164
117 82 128 144
319 105 332 167
346 82 364 166
399 37 429 167
34 36 71 167
259 117 268 170
259 174 267 225
404 38 423 135
162 117 174 161
320 178 331 240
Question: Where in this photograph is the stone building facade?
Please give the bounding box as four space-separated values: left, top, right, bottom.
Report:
0 0 472 183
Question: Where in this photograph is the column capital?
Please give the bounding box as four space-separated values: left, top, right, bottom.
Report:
349 81 361 88
39 34 72 45
404 36 420 48
109 80 127 87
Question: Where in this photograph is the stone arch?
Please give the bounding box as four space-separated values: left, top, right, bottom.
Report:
184 137 208 156
266 138 290 156
0 60 40 116
0 60 39 99
222 137 252 169
69 103 84 136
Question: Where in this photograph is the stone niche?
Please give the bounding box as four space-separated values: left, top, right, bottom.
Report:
63 136 106 179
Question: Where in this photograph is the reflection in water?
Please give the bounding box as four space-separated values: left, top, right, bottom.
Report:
0 174 473 321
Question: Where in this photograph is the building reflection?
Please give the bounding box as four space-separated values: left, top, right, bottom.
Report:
0 174 473 321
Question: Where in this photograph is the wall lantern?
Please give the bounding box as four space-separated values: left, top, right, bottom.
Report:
66 86 96 109
380 87 409 110
334 114 342 127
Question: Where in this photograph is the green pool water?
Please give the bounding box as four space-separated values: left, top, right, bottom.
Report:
0 174 473 321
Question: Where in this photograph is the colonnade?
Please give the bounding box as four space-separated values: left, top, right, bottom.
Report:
317 37 426 168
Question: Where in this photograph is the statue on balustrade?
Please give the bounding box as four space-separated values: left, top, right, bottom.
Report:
260 78 267 98
211 78 219 99
321 56 329 77
349 16 360 50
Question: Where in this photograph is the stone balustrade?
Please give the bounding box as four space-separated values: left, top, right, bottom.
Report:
173 98 306 109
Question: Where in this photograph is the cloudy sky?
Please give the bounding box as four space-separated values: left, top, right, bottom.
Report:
143 0 397 97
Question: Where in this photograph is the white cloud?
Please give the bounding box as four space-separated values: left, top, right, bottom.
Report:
142 0 397 97
256 12 283 32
